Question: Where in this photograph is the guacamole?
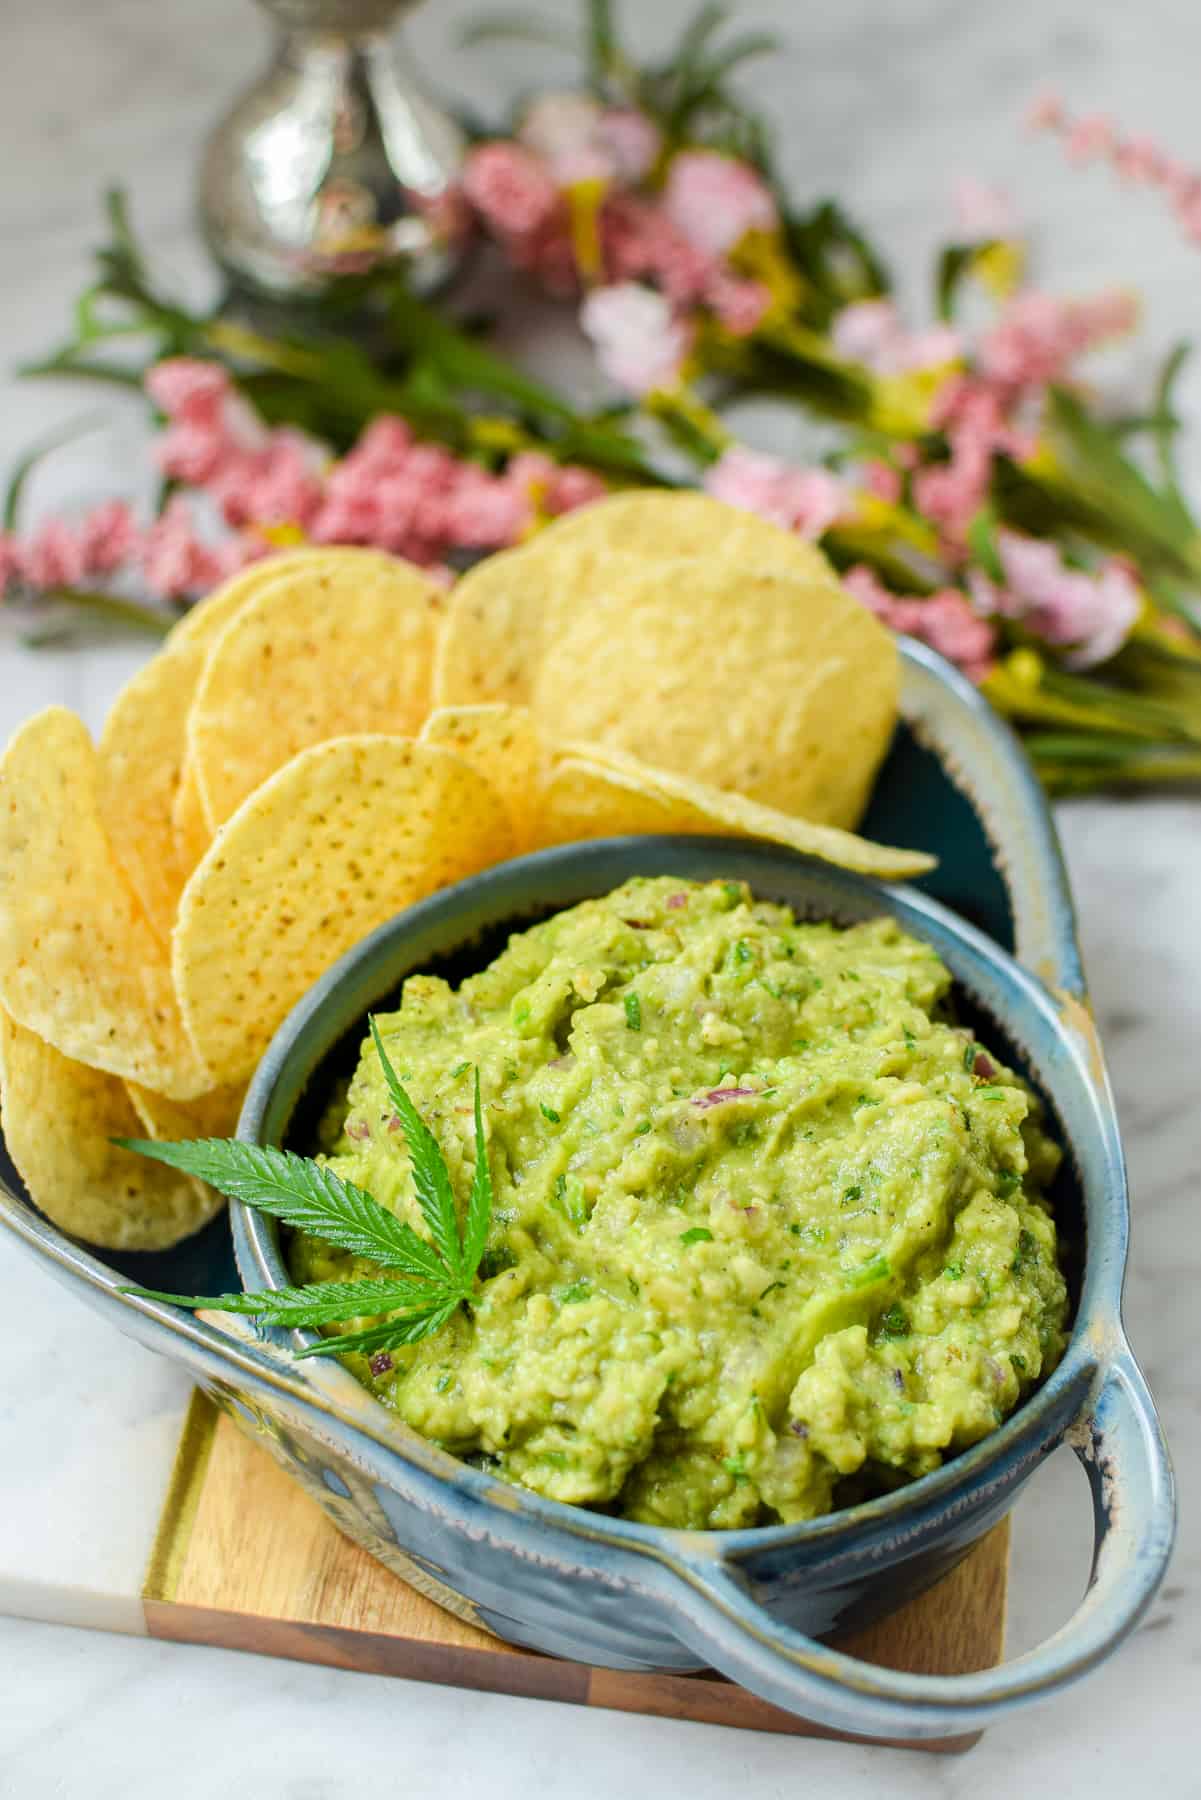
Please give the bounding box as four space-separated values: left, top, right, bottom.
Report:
291 877 1069 1529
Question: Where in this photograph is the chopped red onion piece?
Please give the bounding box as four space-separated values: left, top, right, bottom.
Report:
692 1086 757 1110
666 892 688 909
368 1352 394 1376
973 1051 996 1078
346 1119 371 1141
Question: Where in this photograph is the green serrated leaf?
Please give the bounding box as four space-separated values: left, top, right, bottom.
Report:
121 1275 454 1326
369 1018 463 1282
115 1136 445 1280
296 1301 462 1360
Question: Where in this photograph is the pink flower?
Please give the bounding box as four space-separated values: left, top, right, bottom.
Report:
140 498 222 599
953 178 1017 241
1064 113 1115 165
78 500 140 575
844 565 996 681
517 93 603 172
602 194 715 305
580 283 692 395
213 534 271 579
661 151 778 256
445 467 533 549
145 357 230 422
862 459 902 504
979 289 1137 389
704 445 848 540
352 416 414 467
20 519 87 589
1113 133 1167 185
596 110 662 182
1025 90 1065 133
992 530 1140 666
546 465 608 514
832 300 960 374
705 270 771 336
461 142 561 239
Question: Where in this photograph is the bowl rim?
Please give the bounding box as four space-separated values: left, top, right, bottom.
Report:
233 833 1126 1558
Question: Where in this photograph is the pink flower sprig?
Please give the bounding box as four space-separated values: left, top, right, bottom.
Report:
1027 91 1201 248
0 358 610 617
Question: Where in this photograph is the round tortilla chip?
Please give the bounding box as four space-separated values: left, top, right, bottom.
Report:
0 709 211 1098
432 543 652 709
189 554 444 828
172 735 515 1084
166 547 402 654
172 750 213 877
530 564 897 827
535 753 934 879
536 491 841 589
419 705 548 850
126 1079 247 1145
0 1011 222 1250
97 639 207 947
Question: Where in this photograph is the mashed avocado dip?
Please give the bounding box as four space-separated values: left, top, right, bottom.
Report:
291 877 1069 1529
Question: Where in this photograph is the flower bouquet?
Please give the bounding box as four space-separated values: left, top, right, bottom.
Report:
5 0 1201 794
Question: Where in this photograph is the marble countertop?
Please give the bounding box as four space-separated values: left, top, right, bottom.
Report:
1 0 1198 1792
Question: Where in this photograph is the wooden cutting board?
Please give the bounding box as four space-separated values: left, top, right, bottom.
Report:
142 1392 1008 1753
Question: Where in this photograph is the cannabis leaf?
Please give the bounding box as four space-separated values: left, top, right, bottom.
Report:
119 1021 493 1362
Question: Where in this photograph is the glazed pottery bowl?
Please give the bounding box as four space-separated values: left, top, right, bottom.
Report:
0 642 1174 1742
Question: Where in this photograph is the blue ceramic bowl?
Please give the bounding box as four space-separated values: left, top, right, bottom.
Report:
0 642 1174 1742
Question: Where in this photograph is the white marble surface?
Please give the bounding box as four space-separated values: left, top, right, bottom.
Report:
1 0 1199 1792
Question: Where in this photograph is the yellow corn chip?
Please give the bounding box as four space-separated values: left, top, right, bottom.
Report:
165 546 399 653
96 640 206 946
126 1079 247 1145
536 491 841 586
172 735 515 1084
172 749 213 874
189 554 444 828
530 564 897 827
536 752 934 879
419 704 548 850
0 1011 221 1250
0 709 210 1097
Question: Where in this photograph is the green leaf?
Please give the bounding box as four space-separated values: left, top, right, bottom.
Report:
458 10 578 52
680 1226 714 1245
935 241 999 322
120 1276 454 1326
3 410 109 532
115 1137 445 1280
461 1069 494 1283
586 0 618 88
296 1301 462 1360
369 1017 463 1282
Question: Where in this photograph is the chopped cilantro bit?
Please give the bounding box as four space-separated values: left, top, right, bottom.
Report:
540 1103 561 1123
450 1061 470 1079
559 1279 591 1305
880 1303 908 1339
903 1027 916 1050
733 939 753 966
679 1226 714 1245
997 1170 1021 1194
1011 1352 1028 1375
552 1173 588 1228
842 1184 862 1204
759 1280 784 1300
633 1119 652 1135
434 1371 453 1393
541 1450 569 1469
721 882 743 906
943 1261 964 1280
624 992 642 1031
843 1253 890 1289
963 1042 978 1072
722 1452 748 1482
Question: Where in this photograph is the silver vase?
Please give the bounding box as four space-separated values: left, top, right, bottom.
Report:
199 0 470 301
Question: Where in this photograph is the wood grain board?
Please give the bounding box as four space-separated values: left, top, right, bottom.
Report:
143 1393 1009 1753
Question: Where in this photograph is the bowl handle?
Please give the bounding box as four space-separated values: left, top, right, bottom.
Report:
656 1349 1174 1743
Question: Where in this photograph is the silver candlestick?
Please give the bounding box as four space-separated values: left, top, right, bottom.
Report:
199 0 470 301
